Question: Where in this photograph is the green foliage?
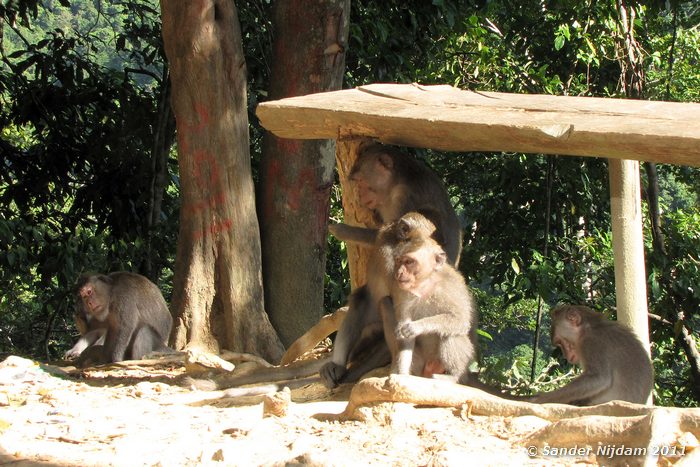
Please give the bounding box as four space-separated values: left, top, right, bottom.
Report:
343 0 700 406
1 0 177 359
324 184 351 309
647 207 700 406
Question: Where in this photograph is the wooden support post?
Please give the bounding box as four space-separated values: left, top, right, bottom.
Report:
608 159 650 354
335 138 376 289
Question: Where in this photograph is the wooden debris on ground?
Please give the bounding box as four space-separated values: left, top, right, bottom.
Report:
280 307 347 365
336 374 700 465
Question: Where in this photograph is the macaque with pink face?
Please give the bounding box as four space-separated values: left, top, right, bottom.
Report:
69 272 172 367
529 304 653 405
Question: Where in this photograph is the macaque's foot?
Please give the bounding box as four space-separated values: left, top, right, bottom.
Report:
320 361 346 389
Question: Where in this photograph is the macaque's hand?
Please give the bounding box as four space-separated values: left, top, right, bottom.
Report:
320 361 346 389
327 222 345 238
63 348 81 360
397 321 421 339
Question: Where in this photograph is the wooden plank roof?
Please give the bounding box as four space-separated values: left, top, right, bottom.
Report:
256 83 700 167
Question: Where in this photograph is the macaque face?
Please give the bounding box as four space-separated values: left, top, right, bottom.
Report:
77 276 111 322
350 154 393 211
551 310 582 365
394 244 444 291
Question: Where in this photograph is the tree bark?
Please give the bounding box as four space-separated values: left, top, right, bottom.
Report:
258 0 351 346
643 162 666 256
161 0 284 362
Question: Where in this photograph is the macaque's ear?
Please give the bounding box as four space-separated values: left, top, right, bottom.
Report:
567 308 582 327
397 218 411 240
96 274 113 285
434 251 447 269
377 152 394 171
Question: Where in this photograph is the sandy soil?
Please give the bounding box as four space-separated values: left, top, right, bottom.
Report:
0 355 607 466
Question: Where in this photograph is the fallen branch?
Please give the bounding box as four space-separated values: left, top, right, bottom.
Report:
281 307 347 365
341 375 653 421
220 350 273 368
337 374 700 464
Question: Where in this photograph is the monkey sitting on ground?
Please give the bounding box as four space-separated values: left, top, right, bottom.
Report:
377 212 478 384
70 272 173 368
320 143 463 389
63 306 107 359
529 304 653 405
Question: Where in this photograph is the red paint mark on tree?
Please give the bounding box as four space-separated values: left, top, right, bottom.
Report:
176 101 231 241
180 104 211 133
183 190 227 216
287 167 315 211
193 218 233 241
276 138 302 154
193 149 222 186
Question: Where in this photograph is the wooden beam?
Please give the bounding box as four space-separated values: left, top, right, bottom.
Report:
608 159 650 354
257 83 700 167
335 138 376 288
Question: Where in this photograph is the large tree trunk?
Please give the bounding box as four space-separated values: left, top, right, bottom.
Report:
258 0 351 346
160 0 284 362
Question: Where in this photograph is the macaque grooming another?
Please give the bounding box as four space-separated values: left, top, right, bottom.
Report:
321 143 463 389
378 212 478 384
70 272 173 367
530 304 653 405
329 143 462 263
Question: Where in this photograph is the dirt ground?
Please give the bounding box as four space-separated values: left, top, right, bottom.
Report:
0 355 688 466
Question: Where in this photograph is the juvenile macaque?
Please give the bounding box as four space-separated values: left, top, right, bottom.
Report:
63 308 107 359
71 272 173 367
321 143 463 388
377 213 478 383
530 304 653 405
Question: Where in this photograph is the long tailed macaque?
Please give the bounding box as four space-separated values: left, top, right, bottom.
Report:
71 272 173 367
64 307 107 359
377 213 478 383
321 143 463 388
328 143 462 262
529 304 653 405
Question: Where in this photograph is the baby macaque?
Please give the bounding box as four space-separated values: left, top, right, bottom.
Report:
378 212 478 383
530 304 653 405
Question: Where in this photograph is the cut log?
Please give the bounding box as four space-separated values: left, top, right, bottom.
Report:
257 83 700 167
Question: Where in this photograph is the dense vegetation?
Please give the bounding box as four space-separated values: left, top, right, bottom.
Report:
1 0 698 406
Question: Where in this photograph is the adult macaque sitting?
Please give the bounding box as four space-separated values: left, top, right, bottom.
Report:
69 272 173 367
320 143 463 389
529 304 653 405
